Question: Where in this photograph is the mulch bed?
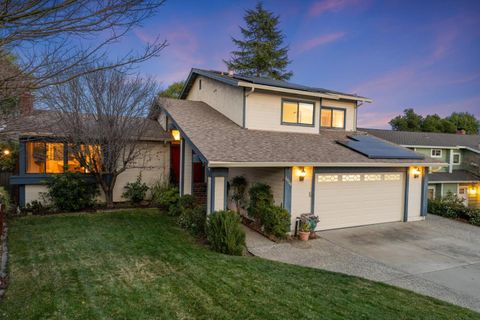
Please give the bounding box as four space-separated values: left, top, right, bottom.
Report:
241 215 292 243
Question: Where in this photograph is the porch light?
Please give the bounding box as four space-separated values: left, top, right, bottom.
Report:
171 129 181 141
297 167 307 182
2 149 10 156
469 187 477 196
411 167 421 179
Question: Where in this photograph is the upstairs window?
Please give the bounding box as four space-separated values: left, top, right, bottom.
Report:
281 100 314 126
321 107 345 129
431 149 442 158
452 153 461 165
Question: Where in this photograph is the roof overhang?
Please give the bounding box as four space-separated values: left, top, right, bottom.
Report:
207 161 447 168
403 145 480 154
428 180 480 184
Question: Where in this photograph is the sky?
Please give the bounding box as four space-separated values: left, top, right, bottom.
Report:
115 0 480 128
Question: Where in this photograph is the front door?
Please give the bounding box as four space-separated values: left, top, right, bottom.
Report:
458 186 468 205
170 144 180 186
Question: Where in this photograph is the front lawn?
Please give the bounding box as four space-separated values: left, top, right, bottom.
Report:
1 209 478 319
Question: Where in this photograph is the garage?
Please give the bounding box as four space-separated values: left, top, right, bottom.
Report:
314 171 405 231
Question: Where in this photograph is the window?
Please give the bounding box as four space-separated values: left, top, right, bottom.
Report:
26 142 64 173
364 174 382 181
342 174 360 182
25 141 100 174
281 100 314 126
320 107 345 129
68 144 102 173
452 153 461 165
317 175 338 183
431 149 442 158
384 174 401 181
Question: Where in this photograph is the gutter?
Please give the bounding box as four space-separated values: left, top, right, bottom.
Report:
207 161 448 168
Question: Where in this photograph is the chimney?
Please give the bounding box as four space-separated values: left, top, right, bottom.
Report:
19 91 33 116
228 69 234 77
456 128 466 135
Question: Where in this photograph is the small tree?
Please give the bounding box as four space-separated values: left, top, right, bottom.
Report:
158 81 185 99
230 176 248 213
389 108 423 132
41 67 158 207
224 2 292 80
446 112 480 135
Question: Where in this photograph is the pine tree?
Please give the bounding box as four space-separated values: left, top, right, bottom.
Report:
224 2 292 80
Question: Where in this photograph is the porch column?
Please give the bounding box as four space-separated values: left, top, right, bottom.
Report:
207 168 228 214
180 139 193 196
421 167 429 216
283 167 292 214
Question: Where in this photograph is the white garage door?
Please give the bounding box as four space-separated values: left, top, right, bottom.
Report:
314 172 405 231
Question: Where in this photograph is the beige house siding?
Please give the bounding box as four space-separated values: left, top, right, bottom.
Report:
228 167 284 208
23 142 169 205
186 76 244 126
290 166 313 230
245 92 320 133
407 168 423 221
321 99 357 131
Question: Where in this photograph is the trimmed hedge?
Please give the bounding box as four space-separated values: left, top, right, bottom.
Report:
428 192 480 226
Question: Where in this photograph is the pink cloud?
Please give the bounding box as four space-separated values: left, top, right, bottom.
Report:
308 0 362 17
296 32 346 54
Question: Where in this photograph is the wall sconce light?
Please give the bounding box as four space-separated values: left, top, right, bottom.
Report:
2 149 10 156
171 129 181 141
411 167 421 179
297 167 307 182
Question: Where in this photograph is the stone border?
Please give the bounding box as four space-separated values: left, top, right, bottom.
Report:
0 217 8 298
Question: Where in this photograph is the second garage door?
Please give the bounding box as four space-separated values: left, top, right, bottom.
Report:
314 171 405 231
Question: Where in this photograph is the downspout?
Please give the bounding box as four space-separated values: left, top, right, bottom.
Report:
245 87 255 97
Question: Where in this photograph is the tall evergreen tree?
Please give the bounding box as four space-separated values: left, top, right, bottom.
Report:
224 2 292 80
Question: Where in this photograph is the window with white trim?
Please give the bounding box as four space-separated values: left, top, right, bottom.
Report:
452 153 461 165
317 175 338 183
431 149 442 157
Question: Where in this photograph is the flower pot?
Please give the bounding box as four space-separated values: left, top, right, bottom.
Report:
299 231 310 241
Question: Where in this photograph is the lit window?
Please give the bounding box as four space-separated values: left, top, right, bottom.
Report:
68 144 102 173
321 107 345 129
282 100 314 126
317 175 338 183
364 174 382 181
452 153 461 165
384 174 401 181
431 149 442 157
26 142 64 174
342 174 360 182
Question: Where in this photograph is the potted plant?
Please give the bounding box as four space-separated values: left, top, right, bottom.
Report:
298 222 310 241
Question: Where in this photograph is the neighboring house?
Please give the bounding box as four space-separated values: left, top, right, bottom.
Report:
7 110 172 206
151 68 443 232
362 129 480 208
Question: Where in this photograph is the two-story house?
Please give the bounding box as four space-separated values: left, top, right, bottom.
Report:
362 129 480 208
152 68 443 231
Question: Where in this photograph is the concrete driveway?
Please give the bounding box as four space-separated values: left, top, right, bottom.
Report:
245 215 480 312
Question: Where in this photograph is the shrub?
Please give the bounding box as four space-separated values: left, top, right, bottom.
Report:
25 200 49 215
230 176 248 212
466 209 480 226
178 205 207 236
0 186 10 211
169 194 197 217
151 183 179 211
428 192 480 227
247 183 274 220
46 173 98 211
207 210 245 256
122 174 149 204
260 205 290 239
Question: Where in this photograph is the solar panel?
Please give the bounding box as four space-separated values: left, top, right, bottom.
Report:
338 135 425 159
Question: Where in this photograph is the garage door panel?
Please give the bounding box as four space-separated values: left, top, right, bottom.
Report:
315 172 404 231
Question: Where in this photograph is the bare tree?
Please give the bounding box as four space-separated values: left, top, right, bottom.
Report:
0 0 166 99
41 67 158 207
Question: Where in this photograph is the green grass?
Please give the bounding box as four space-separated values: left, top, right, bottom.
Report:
0 209 478 320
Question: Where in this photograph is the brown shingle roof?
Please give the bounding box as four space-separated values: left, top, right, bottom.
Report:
2 109 171 141
156 98 443 167
428 170 480 183
360 128 480 152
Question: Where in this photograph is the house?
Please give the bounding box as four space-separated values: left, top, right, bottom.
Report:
361 129 480 208
7 110 172 206
151 68 443 231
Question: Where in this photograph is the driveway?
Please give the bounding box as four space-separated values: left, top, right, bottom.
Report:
245 215 480 312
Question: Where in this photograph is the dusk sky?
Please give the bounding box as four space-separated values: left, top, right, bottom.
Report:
121 0 480 128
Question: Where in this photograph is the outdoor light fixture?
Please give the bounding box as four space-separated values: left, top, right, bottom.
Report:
171 129 181 141
469 187 477 196
297 167 307 182
2 149 10 155
411 167 421 179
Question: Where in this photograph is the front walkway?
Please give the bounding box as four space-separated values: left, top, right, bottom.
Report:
244 215 480 312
